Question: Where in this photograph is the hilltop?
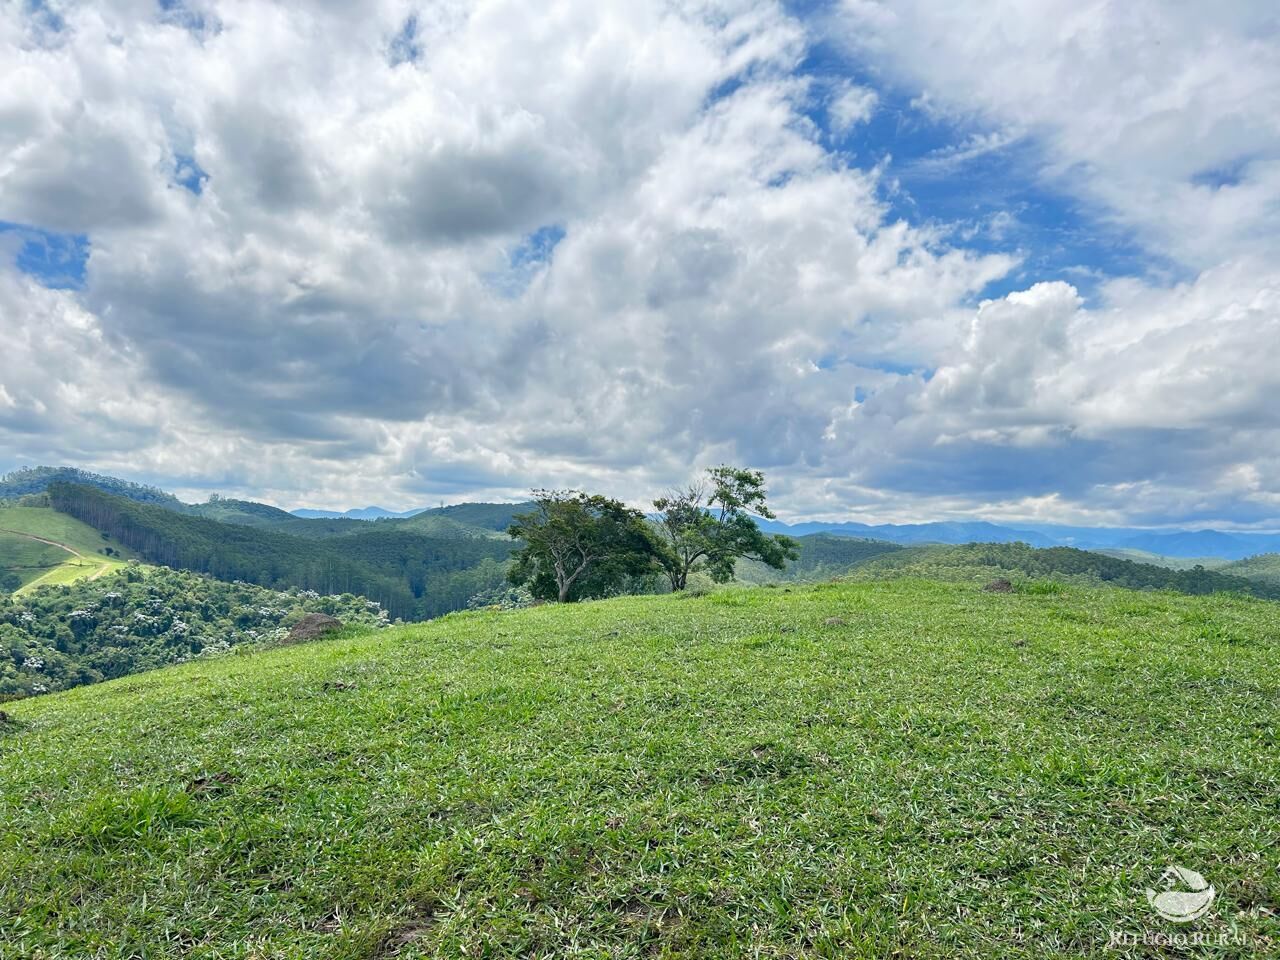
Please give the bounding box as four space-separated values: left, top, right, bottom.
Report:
2 579 1277 957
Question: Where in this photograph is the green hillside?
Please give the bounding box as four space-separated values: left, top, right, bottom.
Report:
0 505 137 594
403 501 532 533
0 531 69 592
735 534 902 583
185 497 300 527
2 580 1276 957
47 484 513 620
0 565 391 700
1094 547 1230 570
1220 553 1280 585
847 541 1280 599
0 466 182 508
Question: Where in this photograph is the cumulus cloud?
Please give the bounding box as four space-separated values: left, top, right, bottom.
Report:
833 0 1280 268
827 81 878 132
0 0 1278 527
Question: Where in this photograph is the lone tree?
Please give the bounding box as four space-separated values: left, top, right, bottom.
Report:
652 466 798 591
508 490 658 603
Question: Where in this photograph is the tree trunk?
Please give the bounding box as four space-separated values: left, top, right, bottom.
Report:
558 579 571 603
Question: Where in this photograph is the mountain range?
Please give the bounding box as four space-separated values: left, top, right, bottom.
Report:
7 465 1280 560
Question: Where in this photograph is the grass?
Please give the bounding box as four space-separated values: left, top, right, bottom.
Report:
1 579 1278 958
0 505 136 594
0 531 71 590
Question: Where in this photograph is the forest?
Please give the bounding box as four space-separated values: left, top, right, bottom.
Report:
0 564 391 700
46 483 513 619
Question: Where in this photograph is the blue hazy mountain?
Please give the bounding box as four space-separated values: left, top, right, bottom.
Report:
290 506 429 520
756 518 1280 560
755 518 1058 547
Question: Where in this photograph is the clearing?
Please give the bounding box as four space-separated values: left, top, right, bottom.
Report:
1 579 1277 957
0 505 136 594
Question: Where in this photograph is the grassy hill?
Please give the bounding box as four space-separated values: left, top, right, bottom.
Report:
0 530 70 591
2 579 1277 957
847 541 1280 599
0 505 136 594
735 534 902 584
1093 547 1230 570
1220 553 1280 586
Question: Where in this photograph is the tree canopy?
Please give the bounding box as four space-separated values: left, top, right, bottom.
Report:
507 491 660 602
652 466 798 590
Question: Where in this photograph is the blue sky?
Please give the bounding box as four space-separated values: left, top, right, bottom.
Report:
1 0 1278 526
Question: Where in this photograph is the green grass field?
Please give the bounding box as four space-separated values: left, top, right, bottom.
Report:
0 505 136 594
0 530 72 590
2 579 1277 958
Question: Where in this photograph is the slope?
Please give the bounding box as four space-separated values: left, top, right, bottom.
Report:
2 580 1277 958
0 565 393 700
846 541 1280 599
734 534 902 584
1219 552 1280 586
46 484 512 619
0 466 182 508
47 483 419 617
0 505 137 593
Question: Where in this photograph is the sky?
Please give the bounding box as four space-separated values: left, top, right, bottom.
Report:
1 0 1279 526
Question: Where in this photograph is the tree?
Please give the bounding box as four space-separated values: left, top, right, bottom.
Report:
507 491 659 603
652 466 798 591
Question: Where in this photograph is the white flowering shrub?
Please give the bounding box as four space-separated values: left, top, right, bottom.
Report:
0 568 393 701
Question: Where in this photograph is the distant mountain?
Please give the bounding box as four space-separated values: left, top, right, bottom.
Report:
11 465 1280 561
757 518 1058 547
293 501 533 528
291 506 428 520
1114 530 1280 560
757 517 1280 559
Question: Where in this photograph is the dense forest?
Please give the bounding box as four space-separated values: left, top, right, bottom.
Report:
46 484 514 619
0 564 391 700
0 466 183 507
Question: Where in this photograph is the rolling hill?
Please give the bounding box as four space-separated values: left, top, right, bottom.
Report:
0 466 182 508
46 483 514 620
1220 553 1280 586
735 534 903 584
844 541 1280 599
2 579 1277 957
0 505 137 594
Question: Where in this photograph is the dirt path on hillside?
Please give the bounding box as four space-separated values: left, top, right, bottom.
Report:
0 528 85 559
1 527 114 592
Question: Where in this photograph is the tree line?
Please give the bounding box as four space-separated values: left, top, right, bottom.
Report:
45 483 513 619
506 466 798 602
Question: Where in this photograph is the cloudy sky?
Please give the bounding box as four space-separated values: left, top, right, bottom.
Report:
2 0 1279 525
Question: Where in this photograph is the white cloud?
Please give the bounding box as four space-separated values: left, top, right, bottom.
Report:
0 0 1278 527
827 81 877 132
834 0 1280 269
